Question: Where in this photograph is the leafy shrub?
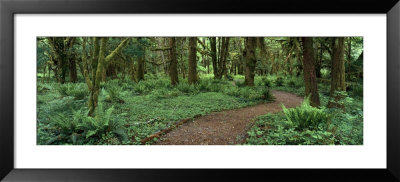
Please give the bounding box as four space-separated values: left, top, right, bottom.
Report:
329 110 363 145
259 77 272 87
222 86 240 97
282 97 330 130
150 88 182 99
209 83 224 92
104 82 124 103
133 82 149 94
80 104 115 139
225 74 234 81
198 79 212 92
245 114 336 145
287 80 296 88
37 83 53 94
328 91 352 109
55 83 89 100
320 68 330 79
176 82 199 94
46 102 127 145
275 77 284 86
55 84 69 97
237 87 254 99
350 84 363 98
121 81 134 91
324 97 363 145
67 84 89 100
260 87 273 101
40 96 85 116
235 80 246 87
221 85 273 102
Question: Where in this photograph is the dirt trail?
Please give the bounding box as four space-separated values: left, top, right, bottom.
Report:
155 90 303 145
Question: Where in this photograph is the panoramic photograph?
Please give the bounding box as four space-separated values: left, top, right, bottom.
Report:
36 37 363 145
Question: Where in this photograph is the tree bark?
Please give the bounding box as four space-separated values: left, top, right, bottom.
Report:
315 42 323 78
136 38 145 82
210 37 219 79
238 38 244 75
47 37 75 84
169 37 179 85
217 37 230 78
301 37 320 107
82 37 130 116
244 37 257 86
328 37 346 108
68 56 78 82
188 37 198 84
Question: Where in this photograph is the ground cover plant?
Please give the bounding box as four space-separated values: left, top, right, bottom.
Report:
37 37 363 145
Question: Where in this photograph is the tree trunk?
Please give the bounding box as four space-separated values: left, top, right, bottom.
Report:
238 38 244 75
346 37 352 81
169 37 179 85
216 37 230 78
136 38 145 82
209 37 219 79
315 42 323 78
82 37 130 116
188 37 198 84
301 37 320 107
47 37 69 84
69 56 77 82
328 37 346 108
244 37 257 86
129 59 136 81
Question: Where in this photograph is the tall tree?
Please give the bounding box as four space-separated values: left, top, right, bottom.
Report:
237 38 244 75
315 41 323 78
301 37 320 107
81 37 130 116
328 37 346 108
244 37 257 86
210 37 218 79
209 37 230 79
188 37 198 84
217 37 230 79
169 37 179 85
47 37 76 83
136 38 145 82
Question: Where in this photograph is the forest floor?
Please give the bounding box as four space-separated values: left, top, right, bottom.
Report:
156 90 303 145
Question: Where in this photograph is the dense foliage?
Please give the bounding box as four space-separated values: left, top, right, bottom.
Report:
37 37 363 145
245 75 363 145
37 74 273 144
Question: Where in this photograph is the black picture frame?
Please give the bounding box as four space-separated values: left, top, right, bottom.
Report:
1 0 399 181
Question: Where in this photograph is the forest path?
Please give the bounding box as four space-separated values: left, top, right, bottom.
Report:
155 90 303 145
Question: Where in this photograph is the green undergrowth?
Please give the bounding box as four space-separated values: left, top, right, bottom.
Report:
37 74 273 145
244 77 363 145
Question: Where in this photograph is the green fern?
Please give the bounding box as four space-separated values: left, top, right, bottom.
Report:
48 100 127 144
55 83 88 100
282 97 330 130
104 82 123 103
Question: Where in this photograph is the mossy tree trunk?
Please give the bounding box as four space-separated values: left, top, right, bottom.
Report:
81 37 130 116
136 38 145 82
47 37 76 84
69 56 78 82
188 37 198 84
315 42 323 78
217 37 230 79
169 37 179 86
301 37 320 107
209 37 219 79
244 37 257 86
328 37 346 108
238 38 245 75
